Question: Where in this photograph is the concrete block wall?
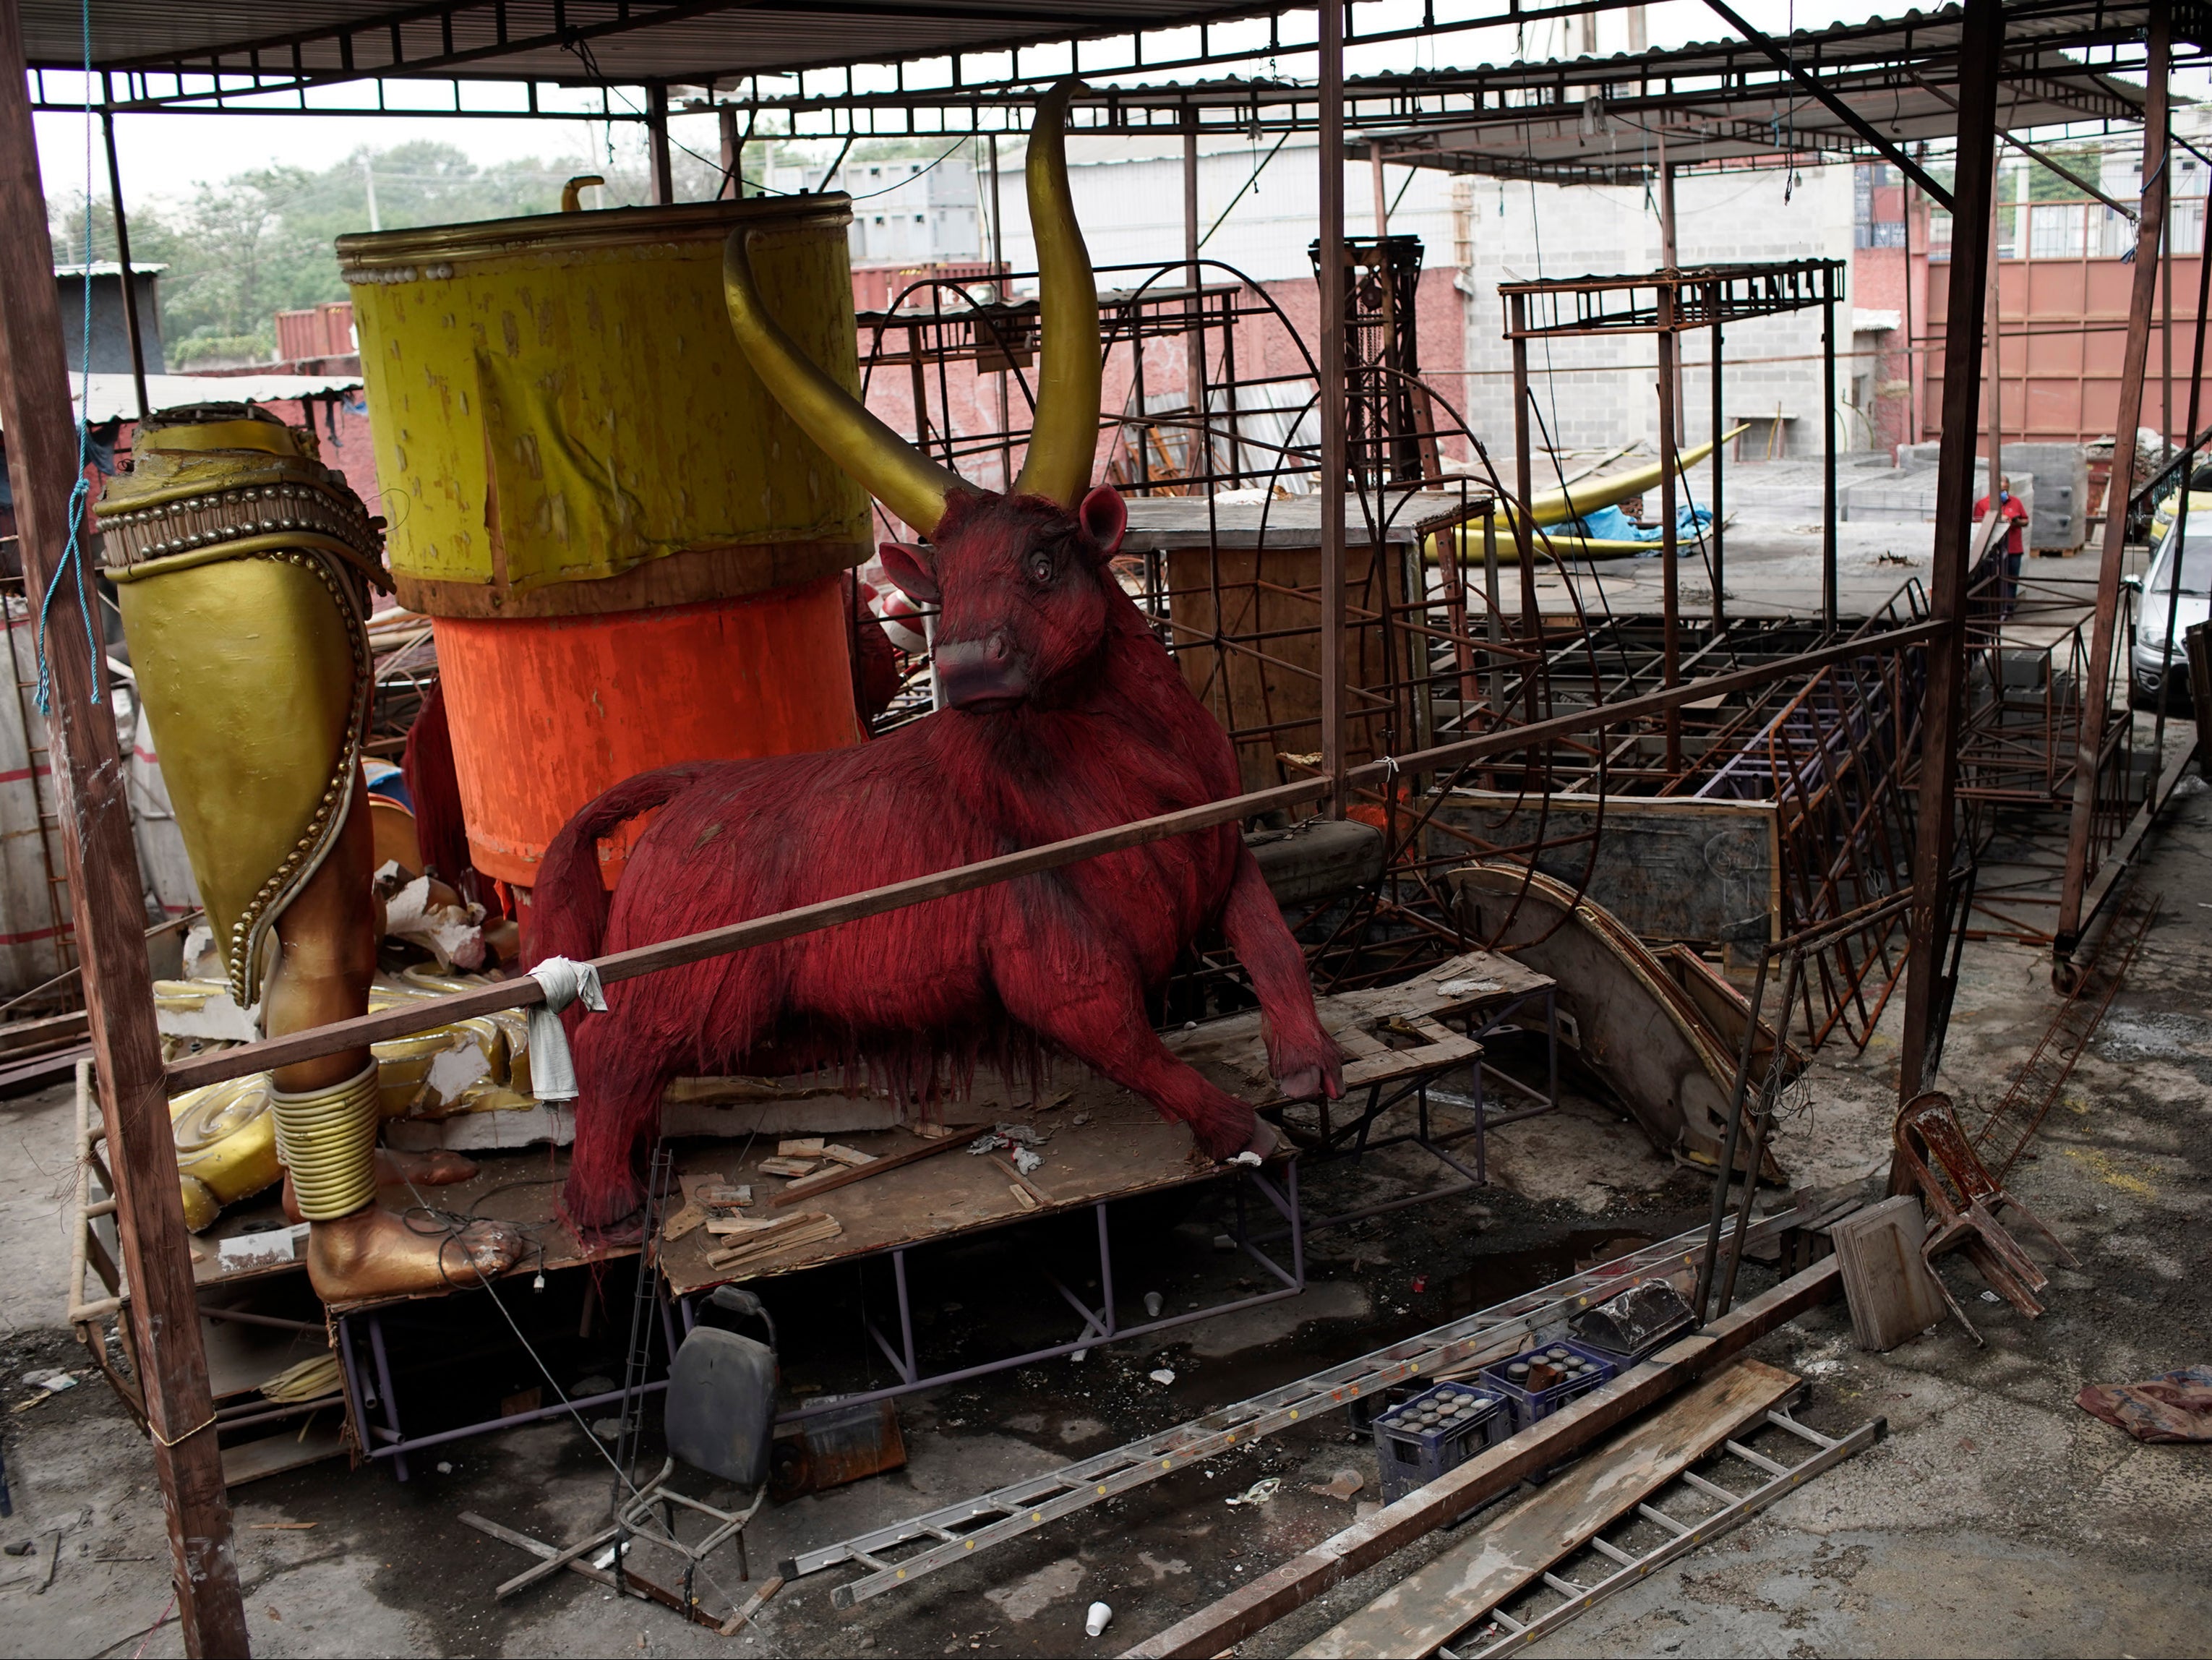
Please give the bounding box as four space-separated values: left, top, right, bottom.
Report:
1457 164 1856 458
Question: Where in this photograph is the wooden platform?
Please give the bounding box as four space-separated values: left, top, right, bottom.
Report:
181 950 1547 1315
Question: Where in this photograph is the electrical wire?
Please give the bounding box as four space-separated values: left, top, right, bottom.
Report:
396 1178 744 1612
36 0 102 716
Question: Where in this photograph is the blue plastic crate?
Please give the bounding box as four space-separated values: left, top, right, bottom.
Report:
1370 1382 1509 1504
1480 1338 1619 1432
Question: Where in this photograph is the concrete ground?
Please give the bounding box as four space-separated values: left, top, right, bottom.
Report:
2 505 2207 1659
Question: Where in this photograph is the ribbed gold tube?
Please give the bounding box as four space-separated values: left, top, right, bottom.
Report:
270 1064 380 1221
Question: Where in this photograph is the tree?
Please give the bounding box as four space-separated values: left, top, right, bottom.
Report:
51 140 680 364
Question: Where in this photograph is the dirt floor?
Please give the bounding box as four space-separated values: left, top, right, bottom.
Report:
3 538 2209 1658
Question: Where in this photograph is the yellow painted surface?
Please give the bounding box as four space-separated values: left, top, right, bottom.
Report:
116 555 361 986
344 201 872 596
2064 1145 2156 1197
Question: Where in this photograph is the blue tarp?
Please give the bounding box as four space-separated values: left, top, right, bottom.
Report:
1561 501 1713 555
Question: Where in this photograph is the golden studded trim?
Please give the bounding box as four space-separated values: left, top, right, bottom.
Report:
107 529 391 594
96 475 388 592
225 549 374 1009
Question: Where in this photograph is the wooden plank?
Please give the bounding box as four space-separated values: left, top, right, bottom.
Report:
0 1008 87 1056
1295 1360 1799 1659
769 1126 972 1208
160 621 1941 1098
220 1420 348 1487
1117 1257 1841 1660
461 1511 724 1627
0 8 249 1653
1830 1194 1947 1351
496 1521 622 1599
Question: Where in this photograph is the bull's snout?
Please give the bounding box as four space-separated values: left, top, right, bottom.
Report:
935 633 1029 709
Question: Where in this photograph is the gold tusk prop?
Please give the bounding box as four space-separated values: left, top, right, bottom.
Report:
1011 79 1103 509
722 228 962 536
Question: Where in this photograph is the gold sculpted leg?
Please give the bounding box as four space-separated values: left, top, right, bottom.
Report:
267 792 520 1301
97 407 518 1302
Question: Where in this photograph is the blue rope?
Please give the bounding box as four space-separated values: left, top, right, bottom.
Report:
34 0 103 716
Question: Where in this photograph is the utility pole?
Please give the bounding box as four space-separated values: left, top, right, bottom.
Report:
363 155 380 231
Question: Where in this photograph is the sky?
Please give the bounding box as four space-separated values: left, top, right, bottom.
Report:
27 0 2179 215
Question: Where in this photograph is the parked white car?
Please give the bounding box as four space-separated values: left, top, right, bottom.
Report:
2129 520 2211 709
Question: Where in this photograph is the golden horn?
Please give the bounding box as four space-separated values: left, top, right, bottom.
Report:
723 228 961 536
1012 80 1102 508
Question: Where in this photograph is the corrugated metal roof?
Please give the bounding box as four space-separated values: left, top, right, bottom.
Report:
17 0 1276 87
0 372 363 431
24 0 2190 100
1366 9 2154 185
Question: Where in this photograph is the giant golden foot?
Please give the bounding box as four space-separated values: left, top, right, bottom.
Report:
279 1148 484 1227
304 1202 521 1302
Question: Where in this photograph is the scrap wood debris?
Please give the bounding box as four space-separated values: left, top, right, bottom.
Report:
2076 1366 2212 1442
703 1211 841 1271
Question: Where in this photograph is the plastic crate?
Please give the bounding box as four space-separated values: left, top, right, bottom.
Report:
1480 1338 1619 1432
1370 1382 1509 1504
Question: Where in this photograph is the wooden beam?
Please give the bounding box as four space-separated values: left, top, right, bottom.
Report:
1118 1258 1842 1659
0 4 247 1653
1295 1359 1801 1659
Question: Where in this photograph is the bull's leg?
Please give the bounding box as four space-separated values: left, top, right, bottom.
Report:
997 959 1262 1160
1220 847 1344 1102
562 1007 678 1236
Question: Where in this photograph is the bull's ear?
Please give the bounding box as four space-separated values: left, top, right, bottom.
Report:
877 542 940 604
1076 485 1127 562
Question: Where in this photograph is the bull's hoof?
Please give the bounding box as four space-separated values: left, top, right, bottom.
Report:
303 1205 523 1302
1272 1040 1345 1104
1240 1117 1285 1160
558 1185 649 1249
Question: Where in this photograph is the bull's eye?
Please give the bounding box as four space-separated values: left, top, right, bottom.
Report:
1029 552 1054 584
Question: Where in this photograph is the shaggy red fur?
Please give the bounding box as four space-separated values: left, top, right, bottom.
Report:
530 486 1342 1228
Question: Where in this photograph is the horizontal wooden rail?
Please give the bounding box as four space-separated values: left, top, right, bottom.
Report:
163 617 1941 1096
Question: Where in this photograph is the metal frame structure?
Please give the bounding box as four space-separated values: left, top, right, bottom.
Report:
0 0 2181 1651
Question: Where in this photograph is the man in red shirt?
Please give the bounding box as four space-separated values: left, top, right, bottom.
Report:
1974 476 2029 616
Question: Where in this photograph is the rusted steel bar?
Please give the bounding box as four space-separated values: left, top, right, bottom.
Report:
1318 3 1348 815
1899 0 2008 1100
2057 2 2170 970
164 617 1939 1096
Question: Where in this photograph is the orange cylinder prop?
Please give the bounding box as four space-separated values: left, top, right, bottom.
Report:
435 579 859 888
339 196 878 906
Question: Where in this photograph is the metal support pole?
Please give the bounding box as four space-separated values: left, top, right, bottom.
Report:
1319 0 1348 813
1184 114 1206 468
1509 302 1541 729
2164 153 2175 447
1823 288 1839 633
646 81 674 205
1986 197 2004 515
1897 0 2007 1100
99 110 147 422
0 7 248 1651
716 104 741 200
2057 3 2172 969
1711 299 1726 634
988 132 1011 492
2151 166 2212 776
1658 287 1682 772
